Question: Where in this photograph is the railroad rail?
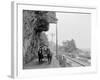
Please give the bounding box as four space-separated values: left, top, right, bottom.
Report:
65 55 89 66
51 50 90 67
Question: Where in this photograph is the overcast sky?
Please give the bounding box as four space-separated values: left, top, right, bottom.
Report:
46 12 91 49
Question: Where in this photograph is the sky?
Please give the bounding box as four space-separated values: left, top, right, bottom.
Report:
45 12 91 49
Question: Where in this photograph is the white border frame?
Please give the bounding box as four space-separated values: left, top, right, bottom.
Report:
11 1 97 79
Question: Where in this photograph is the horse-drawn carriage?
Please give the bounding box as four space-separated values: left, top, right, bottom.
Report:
38 45 52 64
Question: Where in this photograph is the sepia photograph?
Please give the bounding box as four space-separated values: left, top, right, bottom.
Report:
23 10 91 69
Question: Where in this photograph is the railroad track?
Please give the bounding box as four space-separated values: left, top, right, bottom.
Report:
65 55 89 67
51 50 90 67
56 51 90 67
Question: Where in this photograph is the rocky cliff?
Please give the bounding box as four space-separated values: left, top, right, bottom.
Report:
23 10 57 64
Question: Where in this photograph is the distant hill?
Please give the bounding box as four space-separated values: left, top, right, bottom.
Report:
62 39 77 53
59 39 90 58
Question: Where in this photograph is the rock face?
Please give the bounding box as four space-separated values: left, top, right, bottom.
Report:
23 10 57 64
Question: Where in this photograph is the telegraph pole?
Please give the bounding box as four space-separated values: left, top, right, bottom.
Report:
50 33 55 42
56 23 58 55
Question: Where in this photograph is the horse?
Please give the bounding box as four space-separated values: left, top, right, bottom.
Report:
38 46 43 64
45 47 52 64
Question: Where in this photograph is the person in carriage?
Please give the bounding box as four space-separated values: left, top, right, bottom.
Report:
38 44 52 64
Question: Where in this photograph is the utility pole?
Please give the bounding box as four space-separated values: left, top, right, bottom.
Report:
50 33 55 42
56 23 58 56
